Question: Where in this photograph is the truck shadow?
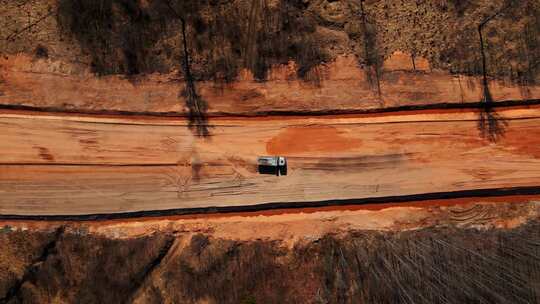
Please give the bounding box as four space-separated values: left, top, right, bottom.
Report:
258 165 287 176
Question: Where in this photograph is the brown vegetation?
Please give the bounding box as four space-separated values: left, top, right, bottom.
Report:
0 231 172 304
2 0 539 85
0 217 538 303
0 228 55 302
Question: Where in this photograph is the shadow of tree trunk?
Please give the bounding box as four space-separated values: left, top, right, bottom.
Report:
476 2 513 142
183 71 210 137
167 0 210 138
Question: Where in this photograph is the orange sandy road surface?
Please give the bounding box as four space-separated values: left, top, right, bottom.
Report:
2 106 540 215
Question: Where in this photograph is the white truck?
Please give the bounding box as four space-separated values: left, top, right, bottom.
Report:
258 156 287 176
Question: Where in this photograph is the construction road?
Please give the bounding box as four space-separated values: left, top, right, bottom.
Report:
2 105 540 216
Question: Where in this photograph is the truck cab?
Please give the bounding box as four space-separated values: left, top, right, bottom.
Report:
258 156 287 176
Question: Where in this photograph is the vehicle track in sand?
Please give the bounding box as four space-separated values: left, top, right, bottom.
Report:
3 104 540 216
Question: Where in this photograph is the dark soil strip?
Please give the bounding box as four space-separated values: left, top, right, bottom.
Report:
0 226 65 304
1 98 540 119
1 186 540 222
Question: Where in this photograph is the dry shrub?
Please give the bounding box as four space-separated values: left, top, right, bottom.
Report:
56 0 329 83
0 229 55 300
162 234 293 304
5 232 172 303
1 221 538 303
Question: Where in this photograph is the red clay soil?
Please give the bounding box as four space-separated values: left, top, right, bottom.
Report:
266 125 362 155
500 128 540 159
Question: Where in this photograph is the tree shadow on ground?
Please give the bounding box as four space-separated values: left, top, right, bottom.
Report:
165 0 211 138
182 80 211 138
476 2 512 143
477 100 508 143
477 67 507 143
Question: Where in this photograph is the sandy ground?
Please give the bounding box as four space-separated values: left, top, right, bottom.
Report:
71 200 540 245
1 198 538 247
2 105 540 215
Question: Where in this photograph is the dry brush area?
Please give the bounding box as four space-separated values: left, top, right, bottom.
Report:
0 202 539 304
0 220 538 303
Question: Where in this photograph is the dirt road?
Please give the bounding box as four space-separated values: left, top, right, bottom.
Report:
2 105 540 216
